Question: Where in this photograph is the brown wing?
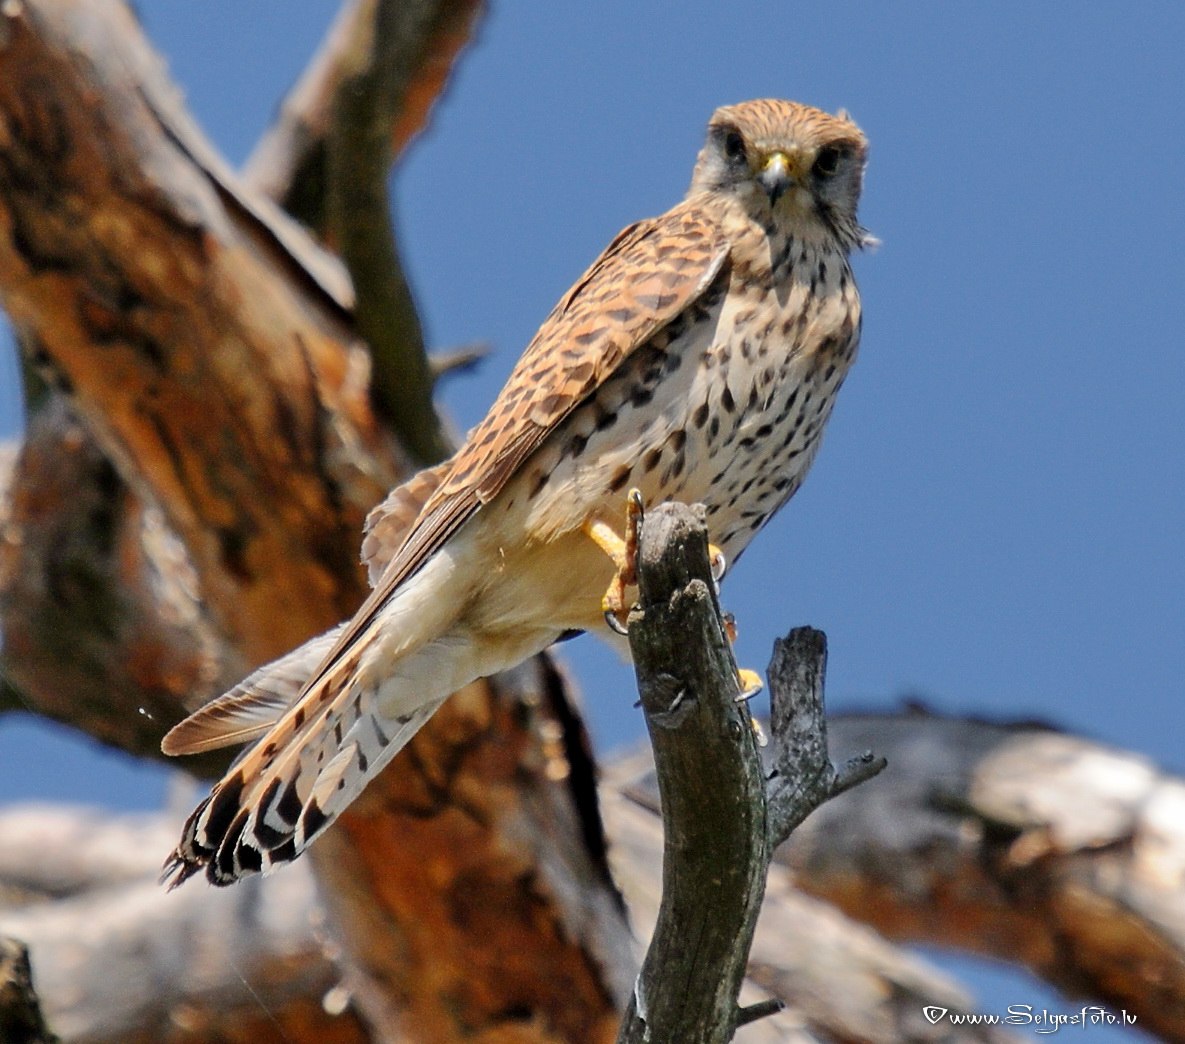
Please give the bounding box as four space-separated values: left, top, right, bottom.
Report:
297 198 730 693
440 199 730 504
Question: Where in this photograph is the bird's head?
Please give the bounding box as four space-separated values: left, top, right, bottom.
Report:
689 99 873 251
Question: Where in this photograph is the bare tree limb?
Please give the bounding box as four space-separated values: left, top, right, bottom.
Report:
244 0 485 464
0 806 365 1043
4 3 1167 1041
0 397 225 770
781 711 1185 1040
5 773 1027 1044
616 503 884 1043
615 502 767 1042
429 339 492 379
321 0 483 463
309 656 632 1043
0 937 57 1044
243 0 483 225
620 708 1184 1039
0 0 398 666
766 627 886 846
0 6 632 1039
602 777 1019 1043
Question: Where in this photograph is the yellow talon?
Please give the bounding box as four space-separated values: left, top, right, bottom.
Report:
585 489 646 634
749 716 769 747
737 668 764 697
734 670 767 747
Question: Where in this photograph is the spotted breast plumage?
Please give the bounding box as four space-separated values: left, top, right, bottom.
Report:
162 98 872 887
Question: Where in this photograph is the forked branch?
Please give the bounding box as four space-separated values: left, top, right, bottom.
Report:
617 501 884 1043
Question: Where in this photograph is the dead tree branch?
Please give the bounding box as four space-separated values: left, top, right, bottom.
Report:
616 502 884 1044
782 711 1185 1041
244 0 482 226
0 0 394 664
0 938 56 1044
0 4 630 1039
4 784 1022 1044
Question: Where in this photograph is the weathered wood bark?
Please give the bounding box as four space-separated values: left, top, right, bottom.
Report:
615 504 770 1043
8 713 1176 1041
0 1 1175 1041
309 658 632 1043
2 783 1022 1044
782 712 1185 1041
0 3 631 1040
603 775 1018 1043
0 403 227 773
0 809 364 1044
0 0 390 663
0 937 56 1044
619 711 1184 1040
615 503 884 1044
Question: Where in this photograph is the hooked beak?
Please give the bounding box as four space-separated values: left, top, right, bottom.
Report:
760 151 794 205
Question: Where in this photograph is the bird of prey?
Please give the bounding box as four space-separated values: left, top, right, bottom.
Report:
162 98 872 887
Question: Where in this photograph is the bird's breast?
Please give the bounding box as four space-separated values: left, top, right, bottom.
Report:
499 246 860 570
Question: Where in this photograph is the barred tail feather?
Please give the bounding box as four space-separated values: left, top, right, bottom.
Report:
162 688 445 888
162 626 496 889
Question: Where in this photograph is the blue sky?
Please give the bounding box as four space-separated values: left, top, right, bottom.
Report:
2 3 1180 1036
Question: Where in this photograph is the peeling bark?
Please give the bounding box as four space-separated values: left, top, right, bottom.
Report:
0 0 393 664
0 2 1173 1041
0 3 630 1039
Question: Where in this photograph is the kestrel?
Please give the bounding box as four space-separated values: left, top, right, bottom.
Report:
163 99 871 886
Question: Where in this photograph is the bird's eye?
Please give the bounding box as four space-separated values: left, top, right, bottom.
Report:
812 145 843 178
721 128 746 163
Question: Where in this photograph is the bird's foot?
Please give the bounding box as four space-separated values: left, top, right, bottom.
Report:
726 613 767 745
708 543 727 594
584 489 645 634
737 668 764 697
735 669 768 746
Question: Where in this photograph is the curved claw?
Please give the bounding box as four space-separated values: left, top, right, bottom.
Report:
605 609 630 636
737 668 764 698
708 543 727 587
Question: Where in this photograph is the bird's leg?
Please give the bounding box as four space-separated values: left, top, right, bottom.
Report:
711 545 769 706
710 552 762 695
720 612 762 693
715 571 763 739
584 490 646 634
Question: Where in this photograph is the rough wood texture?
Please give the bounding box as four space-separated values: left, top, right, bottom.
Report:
0 937 57 1044
310 658 632 1043
765 629 885 846
2 784 1021 1044
244 0 484 463
321 0 482 463
0 3 630 1040
616 504 885 1044
0 806 364 1044
619 710 1183 1040
616 503 768 1043
783 712 1184 1041
0 0 394 667
0 401 227 773
602 771 1019 1043
0 2 1175 1040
